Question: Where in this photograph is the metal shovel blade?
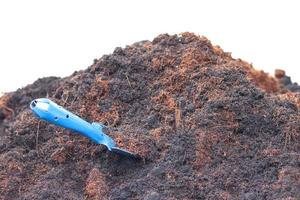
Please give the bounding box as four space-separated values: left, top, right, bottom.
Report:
111 147 140 159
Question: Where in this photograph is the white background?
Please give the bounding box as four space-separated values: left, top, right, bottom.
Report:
0 0 299 95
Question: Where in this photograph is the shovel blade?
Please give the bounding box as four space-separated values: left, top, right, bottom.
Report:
111 147 140 159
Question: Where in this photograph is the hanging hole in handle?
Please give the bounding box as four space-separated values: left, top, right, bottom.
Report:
66 115 69 118
54 116 58 121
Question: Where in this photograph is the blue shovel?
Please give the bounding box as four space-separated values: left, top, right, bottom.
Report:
30 98 138 158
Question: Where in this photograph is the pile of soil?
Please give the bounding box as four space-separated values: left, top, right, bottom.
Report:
0 33 299 200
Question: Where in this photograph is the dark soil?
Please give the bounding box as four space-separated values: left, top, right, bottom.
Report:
0 33 299 200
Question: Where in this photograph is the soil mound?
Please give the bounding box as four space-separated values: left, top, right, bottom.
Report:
0 33 299 200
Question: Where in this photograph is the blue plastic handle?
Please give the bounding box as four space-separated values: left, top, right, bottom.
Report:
30 98 137 158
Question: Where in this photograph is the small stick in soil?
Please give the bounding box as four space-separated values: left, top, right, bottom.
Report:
175 105 182 131
71 95 78 106
284 132 291 148
125 73 132 88
36 121 40 154
63 94 69 106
